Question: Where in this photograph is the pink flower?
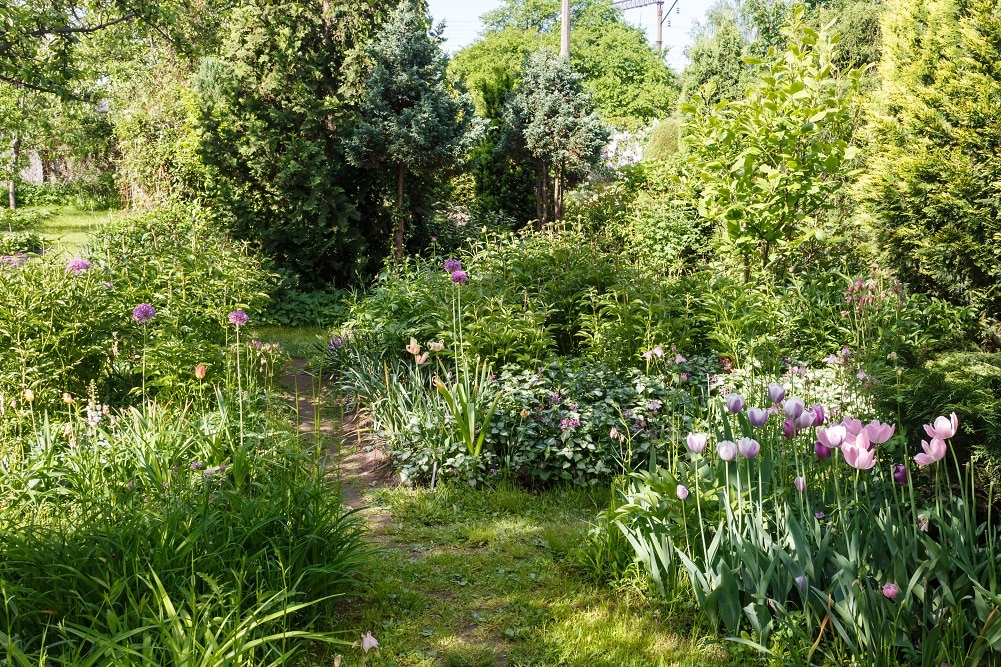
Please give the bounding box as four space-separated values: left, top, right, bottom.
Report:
717 440 737 461
795 410 815 430
794 476 806 492
686 432 708 454
361 631 379 652
676 484 689 500
923 413 958 440
819 424 847 449
882 583 899 600
842 418 863 437
674 353 686 364
842 430 876 470
809 404 826 426
914 436 948 466
737 437 760 459
652 345 664 357
863 420 895 444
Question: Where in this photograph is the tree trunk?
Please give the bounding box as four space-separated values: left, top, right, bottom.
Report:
535 158 549 231
395 163 405 262
8 137 20 210
554 166 564 222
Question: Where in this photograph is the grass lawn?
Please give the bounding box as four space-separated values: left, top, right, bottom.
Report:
328 481 757 667
32 205 123 251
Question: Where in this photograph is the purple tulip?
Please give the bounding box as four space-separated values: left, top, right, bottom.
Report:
725 393 745 413
768 383 786 404
882 583 900 600
737 437 760 459
814 441 832 460
892 463 908 485
747 407 769 427
783 397 805 419
809 404 826 426
717 440 737 461
795 410 815 430
794 476 806 492
783 419 796 439
677 484 689 501
686 432 708 454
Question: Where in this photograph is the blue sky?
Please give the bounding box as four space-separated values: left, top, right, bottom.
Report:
426 0 716 72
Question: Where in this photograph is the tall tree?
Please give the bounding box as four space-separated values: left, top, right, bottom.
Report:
861 0 1001 338
346 0 479 262
503 48 607 228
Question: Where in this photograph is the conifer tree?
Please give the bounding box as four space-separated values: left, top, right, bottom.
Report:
347 0 478 262
862 0 1001 336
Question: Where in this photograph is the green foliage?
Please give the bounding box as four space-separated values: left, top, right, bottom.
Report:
0 230 44 255
347 0 479 261
861 0 1001 341
682 7 864 279
888 352 1001 483
681 7 752 105
260 289 348 328
643 117 681 162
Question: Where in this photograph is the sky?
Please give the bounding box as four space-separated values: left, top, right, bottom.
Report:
426 0 716 73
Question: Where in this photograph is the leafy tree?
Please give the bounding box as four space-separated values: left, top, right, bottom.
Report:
681 6 752 105
192 0 393 286
682 7 864 280
861 0 1001 339
347 0 478 262
504 48 608 228
0 85 31 208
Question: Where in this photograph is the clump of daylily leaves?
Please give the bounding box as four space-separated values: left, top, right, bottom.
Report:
613 378 1001 666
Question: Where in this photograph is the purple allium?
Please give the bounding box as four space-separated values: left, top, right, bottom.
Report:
444 258 462 273
66 258 92 275
228 310 249 326
132 303 156 323
747 407 769 427
892 463 908 485
450 270 468 284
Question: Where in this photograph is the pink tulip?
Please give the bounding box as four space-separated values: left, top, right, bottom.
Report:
795 410 815 430
809 404 826 426
882 583 899 600
717 440 737 461
923 412 958 440
794 476 806 492
914 437 948 466
677 484 689 500
842 418 863 437
819 424 847 449
863 420 896 444
842 430 876 470
686 432 708 454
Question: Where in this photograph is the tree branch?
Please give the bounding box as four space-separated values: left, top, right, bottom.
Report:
0 13 138 56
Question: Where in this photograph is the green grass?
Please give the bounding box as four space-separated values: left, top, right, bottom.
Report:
250 325 330 360
330 481 758 667
32 205 122 251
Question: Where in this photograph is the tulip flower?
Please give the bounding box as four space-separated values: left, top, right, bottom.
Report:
892 463 908 484
747 407 769 427
677 484 689 500
737 437 760 459
686 432 708 454
923 412 959 440
783 419 796 439
795 410 815 430
841 430 876 470
783 397 805 419
809 404 826 426
882 583 899 600
842 418 863 438
794 476 806 492
725 393 745 413
864 420 896 444
819 424 847 449
814 441 832 460
717 440 737 461
768 383 786 404
914 436 947 466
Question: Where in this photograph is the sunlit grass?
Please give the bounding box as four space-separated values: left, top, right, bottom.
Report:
329 482 757 667
249 325 329 360
31 205 123 251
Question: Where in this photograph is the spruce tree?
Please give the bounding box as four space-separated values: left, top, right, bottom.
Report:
347 0 478 262
862 0 1001 337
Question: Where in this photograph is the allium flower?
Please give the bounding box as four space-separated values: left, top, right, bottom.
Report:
132 303 156 323
892 463 908 484
914 436 947 466
725 393 744 413
228 310 249 326
676 484 689 501
444 258 462 273
717 440 737 461
794 476 806 492
66 258 92 275
768 383 786 404
451 270 468 283
882 583 899 600
361 631 379 653
783 397 805 419
864 420 896 444
686 432 708 454
923 413 959 440
814 441 832 460
747 407 769 427
737 437 760 459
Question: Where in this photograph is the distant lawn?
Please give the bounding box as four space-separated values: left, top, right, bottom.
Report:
32 206 123 252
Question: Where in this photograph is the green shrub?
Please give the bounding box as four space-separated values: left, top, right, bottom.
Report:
0 207 53 232
644 116 680 161
260 288 349 328
0 230 44 255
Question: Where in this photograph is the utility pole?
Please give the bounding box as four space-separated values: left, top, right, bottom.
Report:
561 0 570 57
612 0 679 52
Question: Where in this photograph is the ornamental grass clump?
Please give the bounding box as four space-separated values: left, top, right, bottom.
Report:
612 374 1001 665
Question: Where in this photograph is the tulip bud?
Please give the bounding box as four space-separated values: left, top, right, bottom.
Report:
814 441 832 460
747 407 769 427
794 476 806 492
737 437 760 459
892 463 908 485
882 583 900 600
686 432 708 454
717 440 737 461
783 397 805 419
195 364 207 379
768 382 786 404
725 393 745 413
676 484 689 501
